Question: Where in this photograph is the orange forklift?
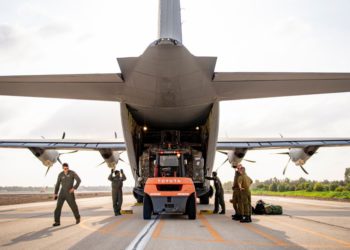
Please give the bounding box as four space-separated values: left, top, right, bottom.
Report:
143 148 197 220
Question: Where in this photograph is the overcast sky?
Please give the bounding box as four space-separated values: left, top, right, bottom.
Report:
0 0 350 187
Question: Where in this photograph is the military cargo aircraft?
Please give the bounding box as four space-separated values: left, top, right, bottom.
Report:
1 0 350 204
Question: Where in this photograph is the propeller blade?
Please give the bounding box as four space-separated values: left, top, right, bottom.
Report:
59 150 78 156
41 136 45 139
217 151 228 155
215 158 228 171
244 159 256 163
119 158 130 165
300 165 309 175
62 132 66 139
96 161 106 167
114 132 117 139
283 158 291 175
275 152 290 155
45 167 51 176
57 157 62 165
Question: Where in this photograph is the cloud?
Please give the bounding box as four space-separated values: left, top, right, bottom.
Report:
28 100 123 139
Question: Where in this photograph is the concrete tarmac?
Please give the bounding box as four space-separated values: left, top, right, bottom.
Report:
0 194 349 250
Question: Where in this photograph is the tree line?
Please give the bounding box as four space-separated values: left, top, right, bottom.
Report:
223 168 350 192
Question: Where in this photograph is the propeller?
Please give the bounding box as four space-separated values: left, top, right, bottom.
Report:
282 157 291 175
300 165 309 175
96 160 106 167
215 158 228 172
45 166 51 176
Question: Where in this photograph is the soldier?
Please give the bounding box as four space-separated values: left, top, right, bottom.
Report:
237 166 253 223
205 171 225 214
231 164 242 220
53 163 81 227
109 169 126 216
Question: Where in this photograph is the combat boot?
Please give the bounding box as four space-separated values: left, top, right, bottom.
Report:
232 214 242 220
240 216 250 223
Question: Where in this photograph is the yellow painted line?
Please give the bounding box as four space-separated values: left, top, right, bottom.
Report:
121 209 133 214
133 203 143 207
199 210 214 214
157 235 218 243
79 216 132 235
264 217 350 247
242 223 288 246
198 214 225 242
152 219 165 238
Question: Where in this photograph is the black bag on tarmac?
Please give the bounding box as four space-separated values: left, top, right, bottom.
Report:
254 200 266 215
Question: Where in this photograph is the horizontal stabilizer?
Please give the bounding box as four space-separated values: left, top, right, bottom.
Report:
0 74 124 101
212 72 350 100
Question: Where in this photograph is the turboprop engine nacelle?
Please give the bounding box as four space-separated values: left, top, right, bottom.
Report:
99 149 120 169
227 148 248 167
289 146 319 166
29 148 60 167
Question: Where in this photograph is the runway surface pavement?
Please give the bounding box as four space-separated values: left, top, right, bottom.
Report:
0 194 349 250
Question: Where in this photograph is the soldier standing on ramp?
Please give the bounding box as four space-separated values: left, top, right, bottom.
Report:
109 169 126 216
53 163 81 226
238 166 253 223
232 164 242 220
205 171 225 214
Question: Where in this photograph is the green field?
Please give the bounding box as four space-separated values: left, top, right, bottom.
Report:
251 190 350 200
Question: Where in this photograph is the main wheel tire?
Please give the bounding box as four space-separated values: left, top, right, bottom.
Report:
187 194 196 220
143 195 152 220
199 196 209 205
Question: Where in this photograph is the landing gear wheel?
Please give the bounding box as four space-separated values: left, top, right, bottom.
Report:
143 195 153 220
187 194 196 220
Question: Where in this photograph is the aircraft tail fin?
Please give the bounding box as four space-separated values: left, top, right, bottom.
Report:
158 0 182 43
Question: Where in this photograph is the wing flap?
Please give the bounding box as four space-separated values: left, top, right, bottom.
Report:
212 72 350 100
0 73 125 101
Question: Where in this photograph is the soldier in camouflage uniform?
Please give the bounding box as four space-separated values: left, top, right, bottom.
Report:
232 164 242 220
238 166 253 223
53 163 81 226
109 169 126 216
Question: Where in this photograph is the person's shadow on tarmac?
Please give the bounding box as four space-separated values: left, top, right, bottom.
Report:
2 224 75 247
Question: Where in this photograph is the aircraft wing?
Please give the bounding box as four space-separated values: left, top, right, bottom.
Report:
0 139 126 151
217 138 350 150
0 74 124 101
212 72 350 100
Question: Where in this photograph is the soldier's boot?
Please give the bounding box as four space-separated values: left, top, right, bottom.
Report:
116 210 122 216
53 222 60 227
219 210 225 214
76 217 81 224
240 216 250 223
248 215 252 222
232 214 242 220
212 210 218 214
